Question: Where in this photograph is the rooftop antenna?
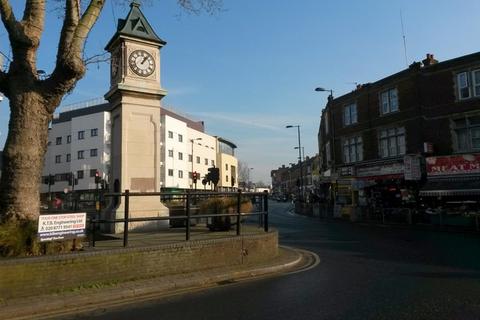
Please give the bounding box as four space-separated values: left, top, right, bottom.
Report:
400 9 408 67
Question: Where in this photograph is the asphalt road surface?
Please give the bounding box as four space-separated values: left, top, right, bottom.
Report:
60 201 480 320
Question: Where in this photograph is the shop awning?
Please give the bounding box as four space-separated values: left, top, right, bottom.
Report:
419 178 480 197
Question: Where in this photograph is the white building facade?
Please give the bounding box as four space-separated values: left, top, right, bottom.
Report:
41 103 111 195
41 103 238 195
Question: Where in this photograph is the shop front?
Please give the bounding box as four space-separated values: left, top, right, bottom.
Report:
419 154 480 227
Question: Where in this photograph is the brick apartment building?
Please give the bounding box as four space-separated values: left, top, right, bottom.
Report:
318 52 480 218
270 154 320 201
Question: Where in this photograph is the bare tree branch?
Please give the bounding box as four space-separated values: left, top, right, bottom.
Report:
177 0 223 15
43 0 105 112
0 0 20 41
0 69 9 97
84 51 109 65
22 0 45 31
56 0 80 63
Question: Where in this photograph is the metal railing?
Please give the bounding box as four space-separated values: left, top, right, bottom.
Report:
90 190 269 247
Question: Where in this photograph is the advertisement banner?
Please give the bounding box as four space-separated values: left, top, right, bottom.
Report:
404 155 422 181
38 213 86 242
426 154 480 176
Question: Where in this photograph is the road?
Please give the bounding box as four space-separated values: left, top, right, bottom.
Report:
60 201 480 320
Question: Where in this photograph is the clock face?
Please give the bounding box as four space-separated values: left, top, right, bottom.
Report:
128 50 155 77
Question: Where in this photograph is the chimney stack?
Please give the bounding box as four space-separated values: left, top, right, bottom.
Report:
422 53 438 67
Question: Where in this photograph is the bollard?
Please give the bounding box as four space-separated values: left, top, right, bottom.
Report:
263 191 269 232
123 190 130 247
236 190 242 236
91 218 96 248
186 191 191 241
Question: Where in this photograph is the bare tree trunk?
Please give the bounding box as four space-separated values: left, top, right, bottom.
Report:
0 90 51 222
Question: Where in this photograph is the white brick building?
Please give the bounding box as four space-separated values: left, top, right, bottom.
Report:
41 101 238 195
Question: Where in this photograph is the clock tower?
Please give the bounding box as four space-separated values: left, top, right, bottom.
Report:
104 1 168 232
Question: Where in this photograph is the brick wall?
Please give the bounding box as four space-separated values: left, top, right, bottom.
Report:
0 231 278 300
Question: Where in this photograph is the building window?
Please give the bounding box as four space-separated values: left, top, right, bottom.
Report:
77 170 84 179
453 116 480 151
66 153 71 162
325 141 331 163
168 169 173 176
178 134 183 142
378 127 405 158
188 154 193 162
178 170 183 179
196 156 200 164
90 169 97 177
380 88 399 114
178 152 183 160
342 136 363 163
211 160 215 166
168 131 173 139
55 155 61 163
67 135 71 144
78 150 84 159
90 149 98 157
343 103 357 126
91 128 98 137
56 137 62 145
205 158 208 165
474 70 480 97
78 130 85 140
226 175 229 182
457 70 480 100
225 164 228 171
168 149 173 157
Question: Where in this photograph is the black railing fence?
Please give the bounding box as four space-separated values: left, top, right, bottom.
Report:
90 190 269 247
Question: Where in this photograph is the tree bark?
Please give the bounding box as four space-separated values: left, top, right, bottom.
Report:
0 88 51 222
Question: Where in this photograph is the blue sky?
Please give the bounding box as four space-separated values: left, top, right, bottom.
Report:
1 0 480 183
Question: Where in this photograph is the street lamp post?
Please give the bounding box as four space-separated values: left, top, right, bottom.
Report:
315 87 333 98
294 146 304 162
315 86 336 173
248 167 254 191
190 138 202 189
286 125 303 200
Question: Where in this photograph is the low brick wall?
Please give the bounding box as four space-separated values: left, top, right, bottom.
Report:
0 231 278 300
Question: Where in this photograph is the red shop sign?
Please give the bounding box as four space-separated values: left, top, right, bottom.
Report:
426 154 480 176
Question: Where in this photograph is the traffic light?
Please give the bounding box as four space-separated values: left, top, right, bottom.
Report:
68 172 74 186
207 167 220 185
95 170 101 184
49 174 55 186
193 171 198 184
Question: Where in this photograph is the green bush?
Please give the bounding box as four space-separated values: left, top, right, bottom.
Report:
0 220 41 257
199 197 253 231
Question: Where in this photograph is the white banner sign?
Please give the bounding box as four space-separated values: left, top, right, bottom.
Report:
38 213 86 242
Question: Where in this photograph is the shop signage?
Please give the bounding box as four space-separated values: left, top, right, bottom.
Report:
356 162 404 178
339 166 355 176
38 213 86 242
404 154 422 181
426 154 480 176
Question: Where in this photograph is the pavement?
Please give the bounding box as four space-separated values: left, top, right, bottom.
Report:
1 243 317 320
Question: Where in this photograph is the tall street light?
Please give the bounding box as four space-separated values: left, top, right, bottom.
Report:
248 167 254 191
294 146 304 162
190 137 202 189
315 87 333 98
315 86 336 174
286 125 303 200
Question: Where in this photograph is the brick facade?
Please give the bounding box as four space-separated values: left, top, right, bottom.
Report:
0 231 278 300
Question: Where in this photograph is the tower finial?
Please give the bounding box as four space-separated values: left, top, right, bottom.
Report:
130 0 141 8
